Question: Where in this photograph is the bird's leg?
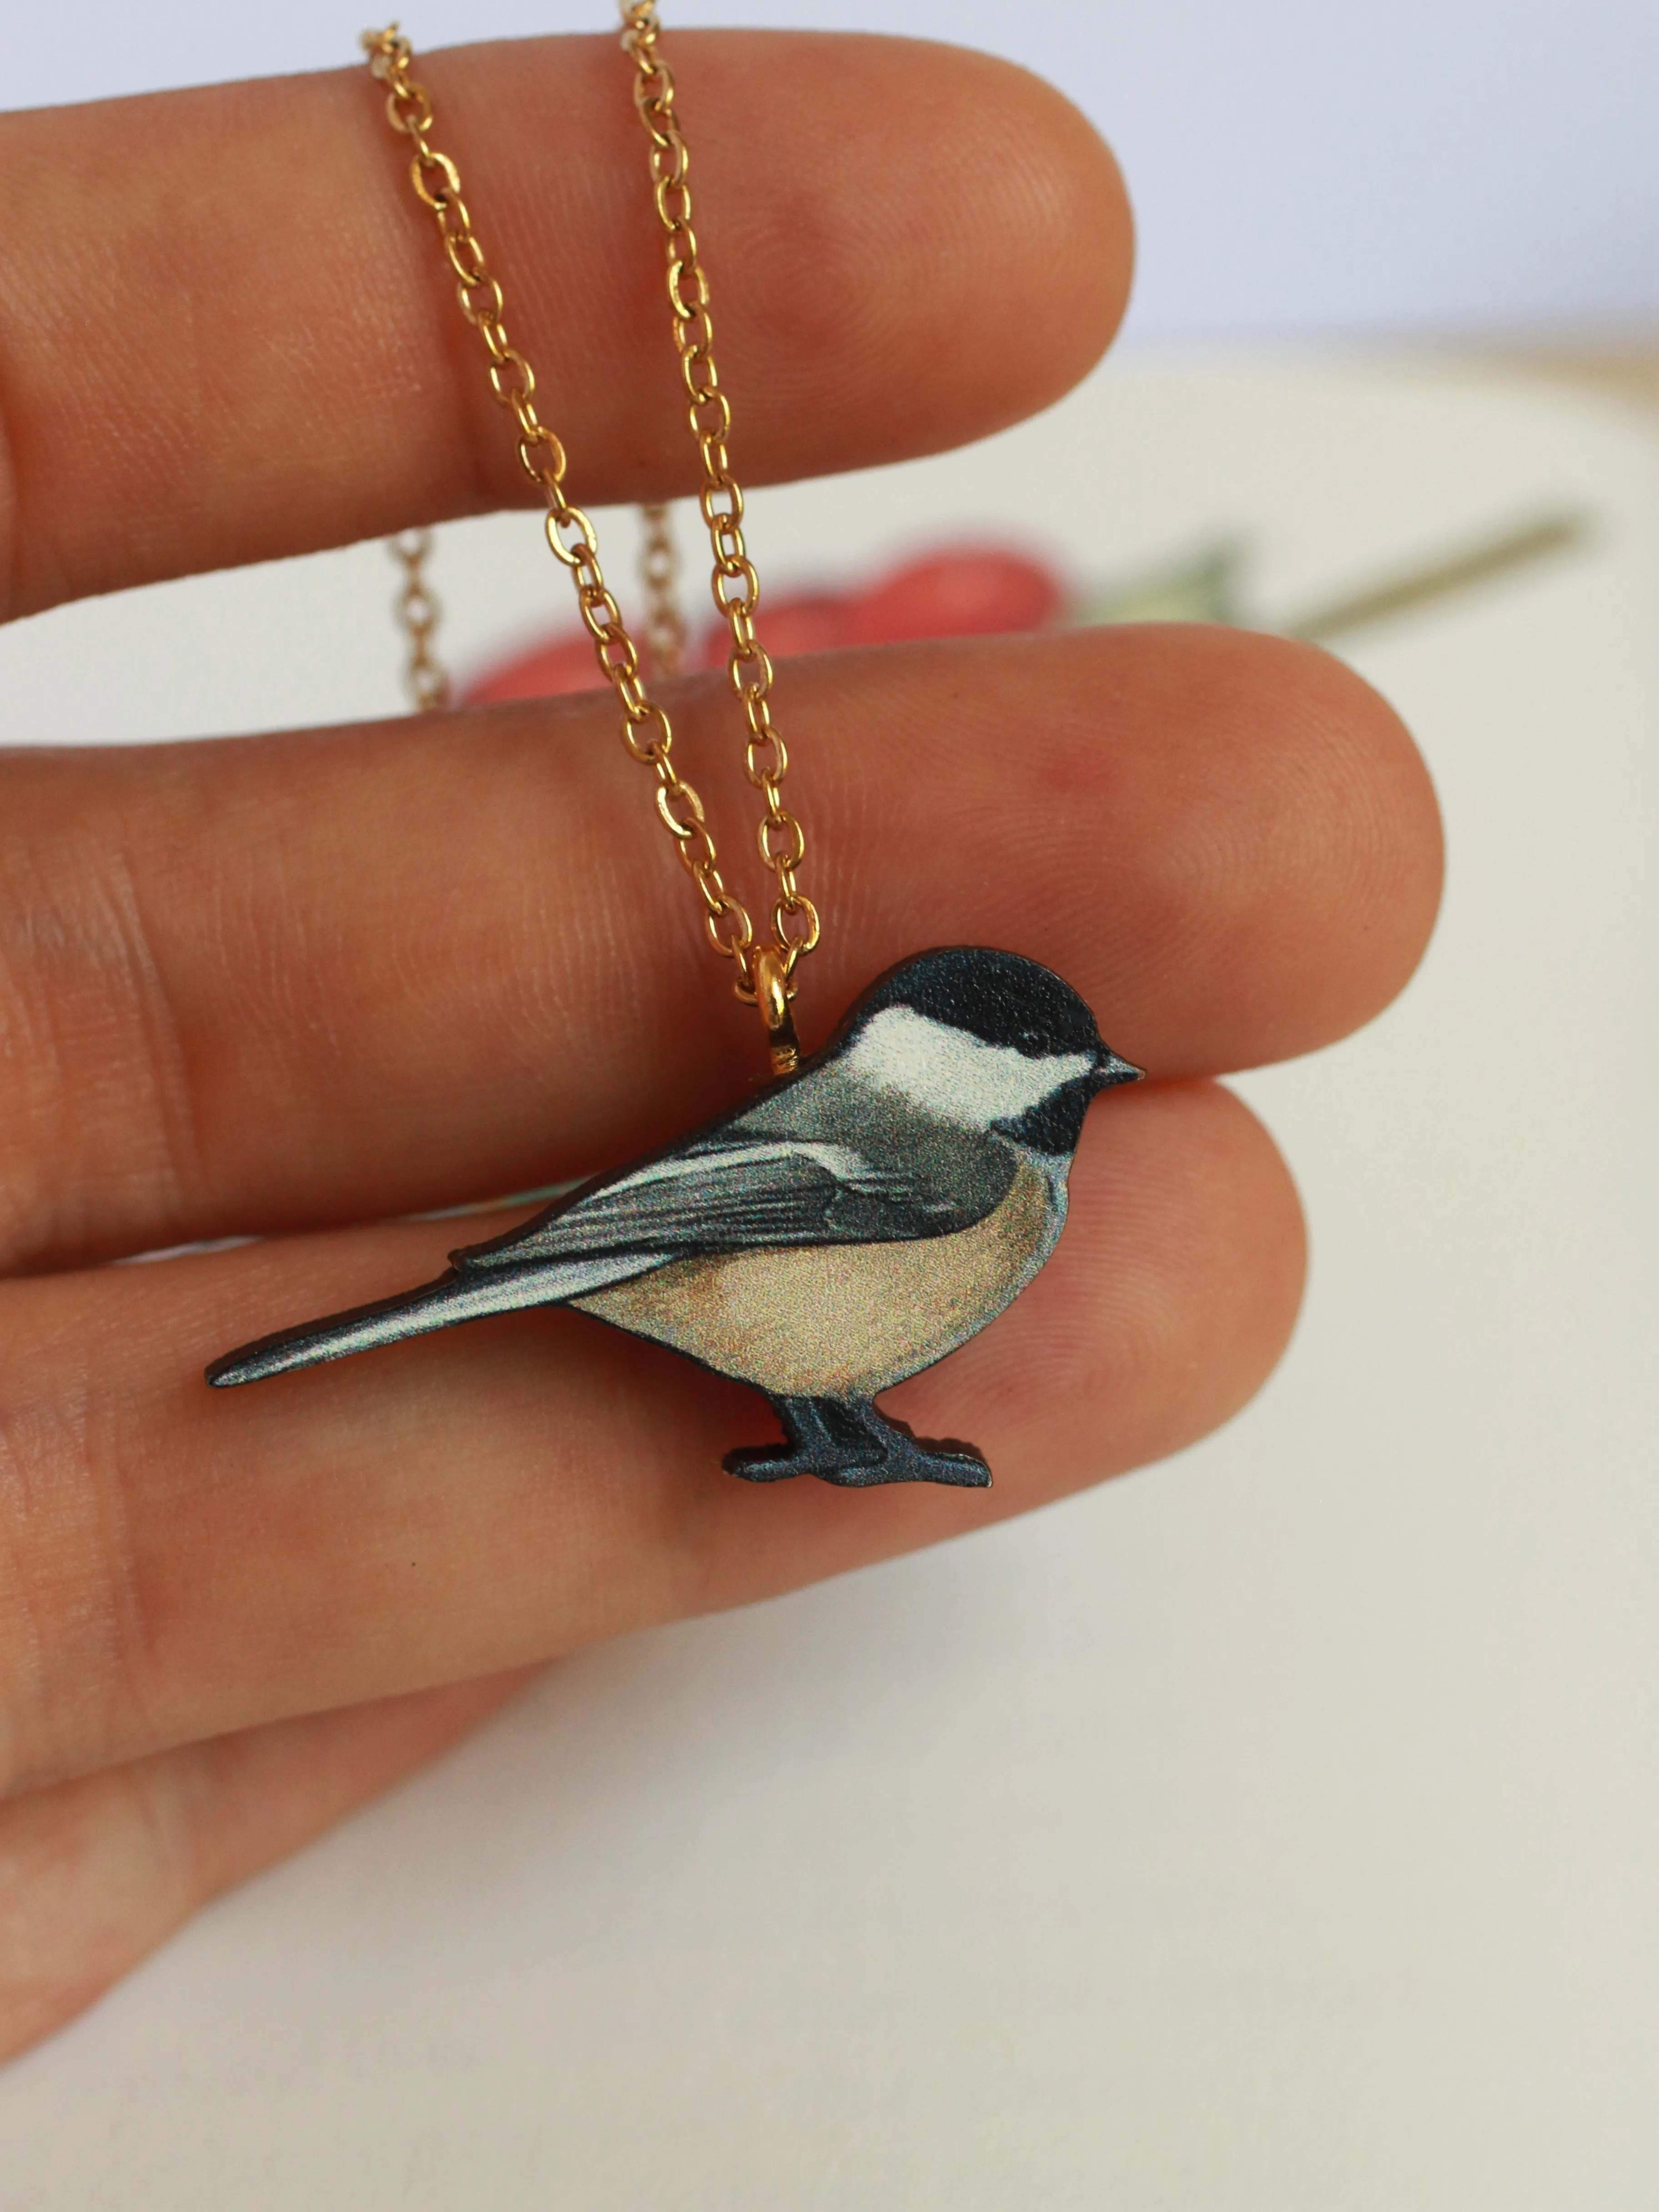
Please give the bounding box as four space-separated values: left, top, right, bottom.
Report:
723 1396 886 1484
724 1397 991 1489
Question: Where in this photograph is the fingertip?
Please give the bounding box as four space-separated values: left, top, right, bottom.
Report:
1051 624 1444 1073
1022 1078 1307 1474
1246 633 1446 1051
706 34 1136 474
927 42 1135 416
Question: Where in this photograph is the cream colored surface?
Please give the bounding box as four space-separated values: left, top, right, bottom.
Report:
0 354 1655 2207
576 1156 1053 1397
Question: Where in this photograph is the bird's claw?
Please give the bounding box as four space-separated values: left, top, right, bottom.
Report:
724 1397 992 1489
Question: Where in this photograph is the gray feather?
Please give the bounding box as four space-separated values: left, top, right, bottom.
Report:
205 1251 663 1388
451 1136 985 1273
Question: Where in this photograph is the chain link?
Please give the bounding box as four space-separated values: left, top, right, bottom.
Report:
362 17 815 1011
638 501 687 681
618 3 819 980
388 528 451 711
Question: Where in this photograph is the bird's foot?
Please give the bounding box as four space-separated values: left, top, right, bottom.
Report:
724 1393 884 1484
724 1398 991 1490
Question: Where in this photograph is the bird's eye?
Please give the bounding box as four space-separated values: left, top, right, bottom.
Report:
1015 1027 1045 1055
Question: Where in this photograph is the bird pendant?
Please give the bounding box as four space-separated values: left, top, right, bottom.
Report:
208 947 1143 1487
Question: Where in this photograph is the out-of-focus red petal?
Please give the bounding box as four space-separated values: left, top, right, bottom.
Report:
459 543 1069 705
850 548 1065 644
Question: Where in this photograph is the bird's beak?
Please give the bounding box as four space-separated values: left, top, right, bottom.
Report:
1092 1045 1145 1089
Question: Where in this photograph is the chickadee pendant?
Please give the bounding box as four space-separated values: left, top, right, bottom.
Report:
208 948 1142 1488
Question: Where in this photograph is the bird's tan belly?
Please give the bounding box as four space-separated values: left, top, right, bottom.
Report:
573 1158 1054 1398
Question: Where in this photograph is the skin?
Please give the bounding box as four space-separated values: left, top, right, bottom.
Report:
0 31 1443 2061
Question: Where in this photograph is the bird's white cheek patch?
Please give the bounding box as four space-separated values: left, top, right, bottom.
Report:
845 1007 1093 1128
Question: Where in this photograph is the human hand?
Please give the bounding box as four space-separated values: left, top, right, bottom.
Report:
0 30 1440 2059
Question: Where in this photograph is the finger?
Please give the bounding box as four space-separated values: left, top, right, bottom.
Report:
0 625 1438 1276
0 1079 1302 1795
0 32 1128 619
0 1671 529 2062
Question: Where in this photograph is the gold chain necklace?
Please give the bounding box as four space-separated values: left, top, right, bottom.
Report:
207 8 1145 1493
366 8 814 1074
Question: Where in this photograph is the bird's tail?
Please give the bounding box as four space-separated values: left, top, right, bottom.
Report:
206 1261 581 1388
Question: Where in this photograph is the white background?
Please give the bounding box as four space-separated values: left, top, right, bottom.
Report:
4 0 1657 342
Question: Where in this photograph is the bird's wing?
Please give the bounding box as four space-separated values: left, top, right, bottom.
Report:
451 1135 1005 1272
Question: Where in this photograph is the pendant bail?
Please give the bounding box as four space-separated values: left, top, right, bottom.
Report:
754 945 800 1076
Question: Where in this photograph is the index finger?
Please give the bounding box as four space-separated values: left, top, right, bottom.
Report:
0 30 1129 622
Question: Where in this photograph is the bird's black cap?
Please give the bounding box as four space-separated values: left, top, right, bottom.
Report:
850 946 1141 1084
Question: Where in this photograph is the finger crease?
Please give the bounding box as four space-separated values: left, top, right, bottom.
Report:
101 842 207 1236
